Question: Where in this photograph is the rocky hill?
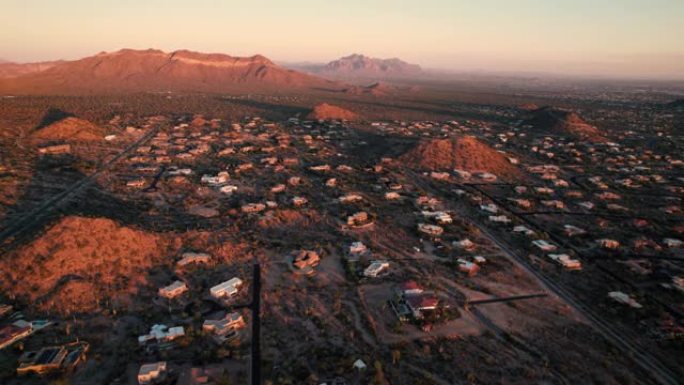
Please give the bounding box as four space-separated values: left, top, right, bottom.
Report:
400 136 522 179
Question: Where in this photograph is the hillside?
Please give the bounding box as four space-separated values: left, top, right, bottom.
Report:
306 103 358 120
400 136 522 179
524 107 605 141
0 49 343 94
31 116 106 141
0 216 175 314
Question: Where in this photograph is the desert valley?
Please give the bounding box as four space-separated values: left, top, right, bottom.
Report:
0 37 682 385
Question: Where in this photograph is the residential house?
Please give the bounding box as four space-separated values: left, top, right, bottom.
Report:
159 281 188 300
210 278 243 300
138 362 167 385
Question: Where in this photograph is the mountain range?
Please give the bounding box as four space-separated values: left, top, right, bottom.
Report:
0 49 344 94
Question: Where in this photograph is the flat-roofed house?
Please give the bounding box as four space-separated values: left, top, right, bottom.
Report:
138 362 167 385
158 280 188 299
210 278 243 300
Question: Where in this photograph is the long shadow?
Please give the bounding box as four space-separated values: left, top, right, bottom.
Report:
214 97 310 119
0 155 223 253
35 107 75 130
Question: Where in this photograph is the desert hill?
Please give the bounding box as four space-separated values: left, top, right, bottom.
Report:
31 116 106 141
0 49 343 95
524 107 605 141
400 136 522 179
306 103 358 121
0 216 175 314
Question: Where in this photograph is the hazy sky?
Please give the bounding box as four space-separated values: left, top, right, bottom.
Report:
1 0 682 79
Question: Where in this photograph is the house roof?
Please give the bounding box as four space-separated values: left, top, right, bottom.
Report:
406 293 439 309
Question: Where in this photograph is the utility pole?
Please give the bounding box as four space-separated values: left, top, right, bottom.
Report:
251 263 261 385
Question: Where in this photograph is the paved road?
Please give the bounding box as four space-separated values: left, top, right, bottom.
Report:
406 171 681 385
466 210 681 385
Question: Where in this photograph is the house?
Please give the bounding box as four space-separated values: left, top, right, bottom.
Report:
417 223 443 237
385 191 401 200
126 179 147 188
271 184 286 193
347 212 371 227
608 291 643 309
138 362 167 385
293 250 321 270
422 211 452 224
508 198 532 209
405 293 439 319
548 253 582 270
453 169 471 180
348 242 370 261
177 252 211 266
488 215 511 223
309 164 331 172
514 186 527 194
364 261 389 277
476 172 497 182
241 203 266 213
210 278 244 300
339 193 363 204
16 346 68 375
159 280 188 299
663 238 683 248
38 144 71 155
577 201 595 210
203 312 246 337
138 325 185 344
479 203 498 214
564 225 587 237
219 185 238 195
0 324 32 350
473 256 487 264
453 238 476 251
457 259 480 276
535 187 554 195
597 239 620 249
292 196 308 206
541 200 565 209
325 178 337 187
532 239 557 252
397 281 424 297
201 172 230 186
430 172 450 181
512 225 535 236
17 342 87 375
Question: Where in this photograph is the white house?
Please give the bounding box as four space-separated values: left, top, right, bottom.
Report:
210 278 244 299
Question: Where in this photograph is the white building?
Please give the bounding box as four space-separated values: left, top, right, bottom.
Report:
364 261 390 278
210 278 244 300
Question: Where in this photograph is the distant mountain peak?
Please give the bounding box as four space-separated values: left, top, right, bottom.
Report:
321 54 421 78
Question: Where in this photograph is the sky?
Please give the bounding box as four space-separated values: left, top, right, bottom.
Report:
1 0 682 79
